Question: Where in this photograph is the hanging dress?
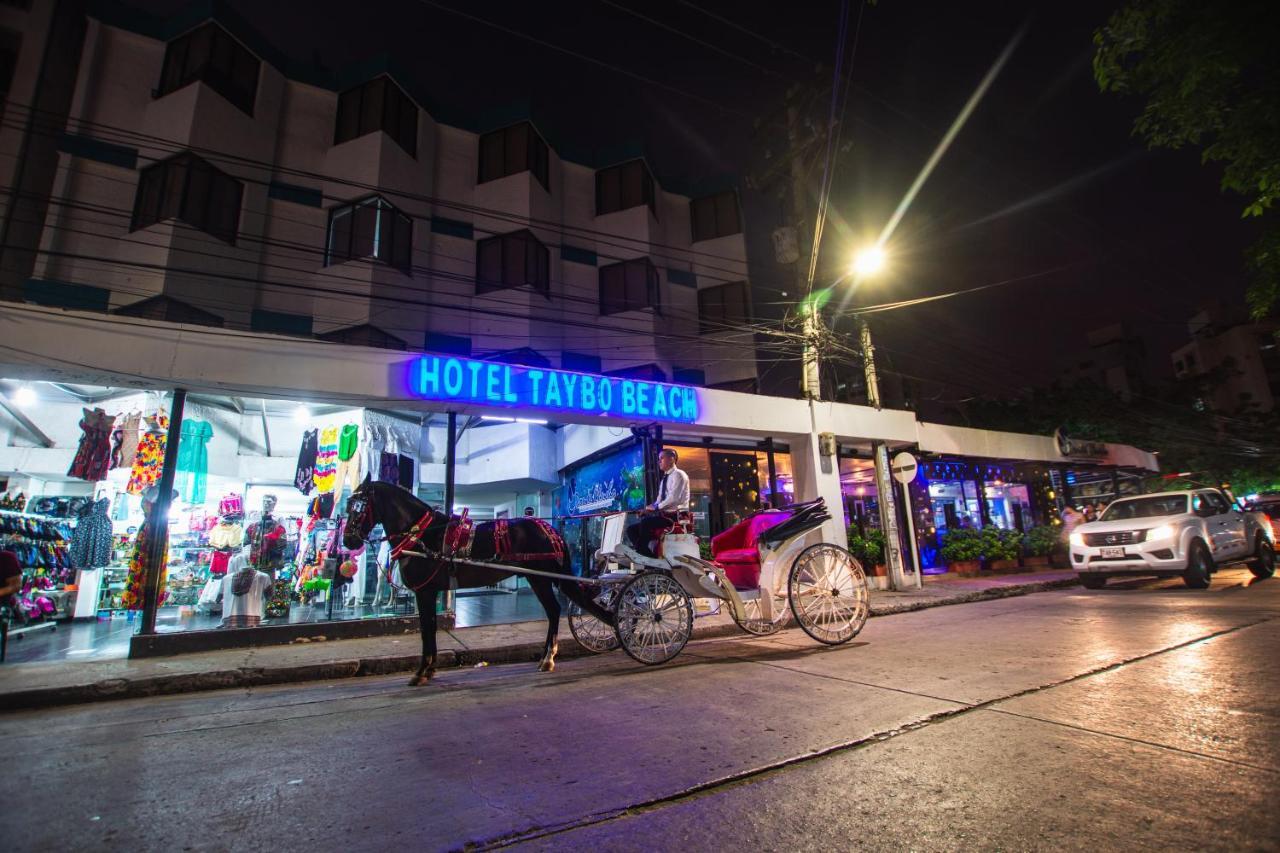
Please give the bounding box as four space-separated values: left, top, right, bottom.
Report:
173 419 214 504
122 510 167 610
313 425 339 493
294 429 318 495
68 408 116 482
111 412 142 470
69 497 113 569
126 415 169 496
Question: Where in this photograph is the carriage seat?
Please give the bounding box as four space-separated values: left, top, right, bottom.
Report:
711 511 789 590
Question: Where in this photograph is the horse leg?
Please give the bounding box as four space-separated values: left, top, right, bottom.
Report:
409 588 438 686
529 577 561 672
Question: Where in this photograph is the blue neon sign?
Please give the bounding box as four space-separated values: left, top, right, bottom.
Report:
408 355 700 423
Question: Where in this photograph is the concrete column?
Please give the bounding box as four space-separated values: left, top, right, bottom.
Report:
788 408 846 546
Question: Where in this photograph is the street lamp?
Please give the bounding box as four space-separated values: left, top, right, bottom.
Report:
852 245 886 278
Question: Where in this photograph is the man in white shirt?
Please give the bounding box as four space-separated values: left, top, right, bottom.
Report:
627 448 690 557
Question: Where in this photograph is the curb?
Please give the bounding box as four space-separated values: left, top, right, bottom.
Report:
1 577 1078 711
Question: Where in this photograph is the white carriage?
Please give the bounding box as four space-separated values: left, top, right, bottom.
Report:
568 497 870 665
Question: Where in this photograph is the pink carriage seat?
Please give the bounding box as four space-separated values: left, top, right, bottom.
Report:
711 511 789 590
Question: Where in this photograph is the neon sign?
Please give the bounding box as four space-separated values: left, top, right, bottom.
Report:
408 355 699 423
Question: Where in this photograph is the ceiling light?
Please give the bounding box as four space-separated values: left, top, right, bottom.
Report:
293 405 311 422
11 386 36 407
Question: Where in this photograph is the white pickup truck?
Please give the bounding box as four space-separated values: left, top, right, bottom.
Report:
1069 489 1276 589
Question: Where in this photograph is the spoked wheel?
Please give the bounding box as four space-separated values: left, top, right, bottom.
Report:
730 588 791 636
568 586 620 654
615 572 694 665
789 544 869 645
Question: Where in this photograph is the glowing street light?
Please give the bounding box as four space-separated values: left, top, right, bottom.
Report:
852 245 886 278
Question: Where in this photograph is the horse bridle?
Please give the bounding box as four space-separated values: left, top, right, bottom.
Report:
347 491 446 591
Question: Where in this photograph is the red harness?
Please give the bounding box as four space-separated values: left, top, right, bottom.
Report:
490 518 567 563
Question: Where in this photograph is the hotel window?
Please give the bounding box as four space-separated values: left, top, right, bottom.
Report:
478 122 549 190
690 190 741 242
596 159 655 217
131 152 243 244
698 280 750 332
325 196 412 274
334 76 418 156
157 23 260 115
476 230 550 295
599 257 660 315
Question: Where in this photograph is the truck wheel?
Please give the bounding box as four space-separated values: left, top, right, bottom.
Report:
1182 542 1212 589
1248 536 1276 579
1079 575 1107 589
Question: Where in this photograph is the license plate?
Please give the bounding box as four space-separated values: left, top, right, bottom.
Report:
1100 547 1125 559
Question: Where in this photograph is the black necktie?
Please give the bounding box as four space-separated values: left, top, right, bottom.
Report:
659 473 669 502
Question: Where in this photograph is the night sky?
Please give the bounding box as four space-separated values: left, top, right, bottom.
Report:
132 0 1258 404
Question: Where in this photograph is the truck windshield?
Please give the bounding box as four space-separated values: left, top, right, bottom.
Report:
1101 495 1189 521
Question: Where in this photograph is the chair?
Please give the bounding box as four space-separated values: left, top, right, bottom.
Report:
710 512 790 590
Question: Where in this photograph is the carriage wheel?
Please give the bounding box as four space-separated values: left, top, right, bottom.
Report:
568 587 620 654
730 588 791 636
614 572 694 665
788 544 868 645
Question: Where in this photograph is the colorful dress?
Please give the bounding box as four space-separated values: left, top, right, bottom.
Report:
174 419 214 504
126 415 169 496
111 412 142 470
313 426 339 493
68 408 116 482
122 513 168 610
69 498 113 569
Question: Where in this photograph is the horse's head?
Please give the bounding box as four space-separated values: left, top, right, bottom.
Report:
343 475 378 549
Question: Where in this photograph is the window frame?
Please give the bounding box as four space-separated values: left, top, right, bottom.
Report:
690 190 742 242
599 257 661 316
477 122 550 191
156 23 260 116
324 195 413 275
130 152 243 244
697 280 751 333
475 229 551 296
595 159 657 218
333 75 418 157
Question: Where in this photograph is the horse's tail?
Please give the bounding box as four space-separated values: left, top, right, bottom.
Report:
553 549 615 626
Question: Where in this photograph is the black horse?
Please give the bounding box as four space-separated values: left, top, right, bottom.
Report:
343 478 614 685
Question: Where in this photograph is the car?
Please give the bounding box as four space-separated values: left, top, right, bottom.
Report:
1068 489 1276 590
1247 498 1280 550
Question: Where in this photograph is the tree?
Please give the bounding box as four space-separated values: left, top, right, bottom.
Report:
1093 1 1280 317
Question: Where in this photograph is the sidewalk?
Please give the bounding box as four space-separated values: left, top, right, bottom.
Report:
0 570 1078 711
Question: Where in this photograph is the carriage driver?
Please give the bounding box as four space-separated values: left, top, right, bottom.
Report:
626 448 690 558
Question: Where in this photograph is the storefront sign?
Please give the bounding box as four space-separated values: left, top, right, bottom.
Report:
891 451 918 485
408 356 700 423
1053 428 1108 460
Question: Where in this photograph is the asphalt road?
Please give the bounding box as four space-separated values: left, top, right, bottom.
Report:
4 567 1279 852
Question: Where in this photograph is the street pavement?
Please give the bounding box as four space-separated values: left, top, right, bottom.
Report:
3 566 1278 851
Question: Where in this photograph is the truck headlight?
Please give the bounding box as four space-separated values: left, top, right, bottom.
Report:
1069 531 1084 547
1148 524 1176 541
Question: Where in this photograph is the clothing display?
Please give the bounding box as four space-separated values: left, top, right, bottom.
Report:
222 553 272 628
246 517 287 572
209 550 231 576
126 415 169 496
69 497 113 569
332 423 362 494
207 520 244 550
294 429 318 495
174 419 214 504
110 412 142 470
122 510 167 610
68 408 116 482
218 493 244 518
314 425 339 493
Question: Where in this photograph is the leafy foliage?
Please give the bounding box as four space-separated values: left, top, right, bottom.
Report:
939 526 1020 563
846 526 886 566
1022 525 1060 558
1094 0 1280 317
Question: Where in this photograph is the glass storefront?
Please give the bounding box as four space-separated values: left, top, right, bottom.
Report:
839 457 879 533
666 444 793 541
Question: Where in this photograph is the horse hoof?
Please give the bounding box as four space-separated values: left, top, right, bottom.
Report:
538 660 555 673
408 670 434 686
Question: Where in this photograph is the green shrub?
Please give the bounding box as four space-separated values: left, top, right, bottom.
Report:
846 526 886 566
940 526 1021 563
1022 525 1059 557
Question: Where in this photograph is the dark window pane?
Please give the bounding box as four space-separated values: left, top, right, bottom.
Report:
597 168 621 214
159 35 187 93
691 196 716 242
133 167 164 229
502 233 524 285
335 87 360 144
479 131 504 183
208 174 242 243
600 264 623 313
182 161 212 229
327 208 353 263
714 192 740 235
532 134 549 189
359 79 385 140
352 201 378 258
647 262 661 313
161 156 188 222
504 123 529 176
397 92 417 155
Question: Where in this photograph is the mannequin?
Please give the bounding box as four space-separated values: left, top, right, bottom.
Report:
245 494 289 618
207 497 245 578
220 545 272 628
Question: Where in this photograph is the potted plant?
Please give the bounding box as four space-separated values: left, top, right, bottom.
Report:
939 527 984 576
986 526 1024 572
847 527 888 584
1022 526 1057 570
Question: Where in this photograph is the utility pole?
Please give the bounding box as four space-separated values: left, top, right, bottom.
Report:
861 319 915 589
